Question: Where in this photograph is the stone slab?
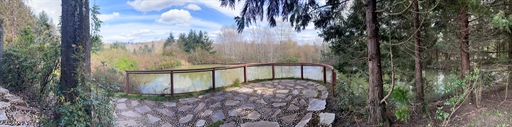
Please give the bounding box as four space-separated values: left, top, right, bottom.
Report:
120 111 141 117
240 121 279 127
178 105 194 111
319 113 335 126
116 103 127 110
131 100 139 107
135 105 152 113
147 114 160 123
287 104 299 111
117 120 138 126
162 102 177 107
295 112 312 127
272 103 286 107
281 113 297 123
307 98 326 111
156 108 174 117
180 98 198 104
200 110 213 117
212 110 225 121
245 111 261 120
302 90 318 98
194 102 206 112
196 119 206 126
179 114 194 123
225 100 240 106
220 122 235 127
210 102 222 108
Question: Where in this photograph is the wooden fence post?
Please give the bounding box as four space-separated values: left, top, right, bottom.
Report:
171 71 174 96
125 72 129 95
301 64 304 79
212 68 216 90
323 66 327 84
272 64 275 79
244 65 248 83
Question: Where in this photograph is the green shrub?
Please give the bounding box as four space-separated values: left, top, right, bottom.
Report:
277 57 299 63
390 87 410 122
395 105 410 122
233 79 241 87
116 56 138 71
391 87 409 104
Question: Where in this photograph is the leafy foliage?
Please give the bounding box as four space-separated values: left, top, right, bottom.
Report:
391 87 410 122
335 72 368 112
2 12 60 94
90 5 103 53
277 57 299 63
395 105 410 122
116 56 139 71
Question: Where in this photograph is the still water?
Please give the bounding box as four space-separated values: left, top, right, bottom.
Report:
128 65 333 94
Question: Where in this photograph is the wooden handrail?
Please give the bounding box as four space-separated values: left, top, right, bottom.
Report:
125 62 337 96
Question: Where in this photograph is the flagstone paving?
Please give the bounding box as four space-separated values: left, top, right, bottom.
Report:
115 80 335 127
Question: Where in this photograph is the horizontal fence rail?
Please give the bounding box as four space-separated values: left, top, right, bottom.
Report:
125 63 337 96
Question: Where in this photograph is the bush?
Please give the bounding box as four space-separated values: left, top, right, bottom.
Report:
116 56 138 71
391 87 410 122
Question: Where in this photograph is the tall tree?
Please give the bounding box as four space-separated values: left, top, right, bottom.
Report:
60 0 90 107
460 3 470 81
0 19 3 84
220 0 389 124
413 0 424 106
366 0 386 124
164 32 175 48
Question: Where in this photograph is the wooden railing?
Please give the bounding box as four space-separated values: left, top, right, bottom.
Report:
125 63 336 96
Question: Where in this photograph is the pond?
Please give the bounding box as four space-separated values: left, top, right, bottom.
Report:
127 64 333 94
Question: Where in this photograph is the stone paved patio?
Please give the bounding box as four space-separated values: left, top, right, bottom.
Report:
115 80 335 127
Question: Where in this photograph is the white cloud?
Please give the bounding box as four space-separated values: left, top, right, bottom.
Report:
126 0 244 17
156 9 192 25
123 29 154 36
126 0 187 12
25 0 61 25
98 12 120 21
186 4 201 11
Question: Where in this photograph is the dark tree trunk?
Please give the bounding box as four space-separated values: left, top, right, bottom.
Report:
60 0 90 110
366 0 386 124
0 19 3 84
507 1 512 105
413 0 424 106
460 4 469 79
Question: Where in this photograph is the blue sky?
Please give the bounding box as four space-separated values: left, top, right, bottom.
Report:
27 0 323 44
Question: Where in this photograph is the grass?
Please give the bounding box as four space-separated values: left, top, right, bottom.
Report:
207 120 224 127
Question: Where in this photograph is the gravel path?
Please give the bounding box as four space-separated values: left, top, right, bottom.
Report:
115 80 335 127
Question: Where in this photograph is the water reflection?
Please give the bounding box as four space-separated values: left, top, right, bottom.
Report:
129 65 333 94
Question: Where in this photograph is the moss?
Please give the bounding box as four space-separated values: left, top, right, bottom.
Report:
207 120 224 127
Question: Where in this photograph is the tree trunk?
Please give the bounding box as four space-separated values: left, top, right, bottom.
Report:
413 0 424 106
0 19 3 84
507 0 512 106
59 0 90 116
460 4 470 79
460 4 476 106
366 0 386 124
